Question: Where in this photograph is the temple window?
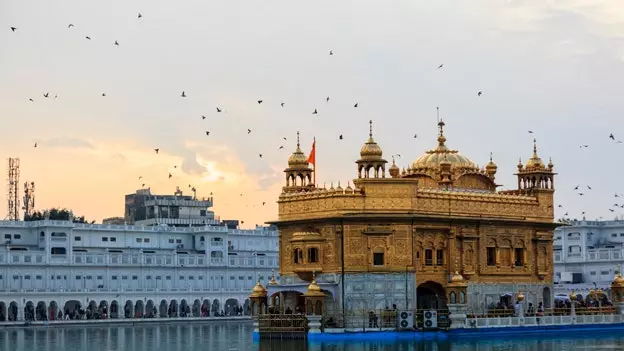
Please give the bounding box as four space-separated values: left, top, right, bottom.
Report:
449 291 456 304
307 247 319 263
436 249 444 265
425 249 433 266
294 248 303 264
373 252 384 266
514 248 524 266
487 247 496 266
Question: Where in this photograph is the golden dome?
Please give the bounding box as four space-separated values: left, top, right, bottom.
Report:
450 271 464 283
304 273 325 297
410 121 479 172
525 139 545 169
613 274 624 288
517 293 525 301
268 270 278 286
389 157 400 178
359 120 383 160
569 290 577 300
288 132 310 168
486 153 497 171
250 277 267 297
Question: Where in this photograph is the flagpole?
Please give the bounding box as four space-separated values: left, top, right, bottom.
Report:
313 136 317 186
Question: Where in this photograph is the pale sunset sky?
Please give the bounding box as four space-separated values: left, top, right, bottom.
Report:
2 0 624 227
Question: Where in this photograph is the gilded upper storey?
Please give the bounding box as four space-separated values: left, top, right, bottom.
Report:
276 121 556 225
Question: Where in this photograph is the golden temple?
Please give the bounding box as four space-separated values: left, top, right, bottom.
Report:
264 120 557 316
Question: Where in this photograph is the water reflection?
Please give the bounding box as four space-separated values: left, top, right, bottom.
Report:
0 322 623 351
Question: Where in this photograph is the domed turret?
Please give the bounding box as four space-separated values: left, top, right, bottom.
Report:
525 139 545 170
389 156 400 178
283 131 314 193
485 152 497 178
356 120 387 178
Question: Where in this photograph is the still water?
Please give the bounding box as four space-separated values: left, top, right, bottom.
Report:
1 321 624 351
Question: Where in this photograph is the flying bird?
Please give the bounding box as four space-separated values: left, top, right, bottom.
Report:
142 183 145 187
181 91 186 97
477 91 483 96
329 50 333 55
201 115 206 120
339 135 343 140
28 98 34 102
312 109 318 115
138 176 143 180
101 93 106 97
282 137 287 141
43 93 49 98
354 102 359 108
216 107 222 112
326 96 330 102
10 27 17 32
168 173 172 179
259 154 263 158
610 133 615 140
138 13 143 18
262 202 266 206
205 131 210 136
68 24 74 28
154 148 159 154
528 131 533 134
573 185 579 190
280 102 285 107
587 185 592 190
85 36 91 40
247 129 252 134
279 146 284 149
114 40 119 46
437 64 444 69
580 144 589 148
34 143 37 148
578 193 584 196
257 100 263 104
414 134 418 139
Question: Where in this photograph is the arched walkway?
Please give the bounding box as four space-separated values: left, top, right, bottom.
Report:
192 299 201 317
36 301 47 321
417 281 447 310
24 301 35 321
8 302 18 321
110 300 119 319
180 299 189 317
63 300 81 320
168 300 178 317
49 301 59 320
211 299 220 316
0 302 6 321
87 300 97 319
225 298 240 316
159 300 168 317
146 300 155 318
99 301 108 319
135 300 144 318
201 299 210 317
124 300 133 318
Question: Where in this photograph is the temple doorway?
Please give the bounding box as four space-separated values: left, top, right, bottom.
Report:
417 281 447 310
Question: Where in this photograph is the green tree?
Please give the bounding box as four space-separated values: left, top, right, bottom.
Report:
24 208 89 223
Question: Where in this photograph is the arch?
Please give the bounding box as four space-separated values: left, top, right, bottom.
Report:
0 302 5 321
459 291 466 304
87 300 97 320
24 301 35 321
99 300 108 319
543 287 552 309
159 300 168 318
63 300 81 320
35 301 47 321
211 299 220 315
201 299 210 317
417 281 447 310
124 300 133 318
192 299 201 317
449 291 457 304
134 300 144 318
146 300 155 318
180 299 189 317
225 298 240 316
244 299 251 316
168 300 178 317
110 300 119 319
8 301 18 321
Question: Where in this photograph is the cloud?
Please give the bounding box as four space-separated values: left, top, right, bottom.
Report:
43 137 94 149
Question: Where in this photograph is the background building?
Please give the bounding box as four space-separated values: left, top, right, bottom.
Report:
124 187 215 227
553 219 624 297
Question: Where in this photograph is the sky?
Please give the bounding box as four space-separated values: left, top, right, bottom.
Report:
2 0 624 227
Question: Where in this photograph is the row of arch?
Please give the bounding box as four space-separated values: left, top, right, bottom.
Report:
0 298 251 321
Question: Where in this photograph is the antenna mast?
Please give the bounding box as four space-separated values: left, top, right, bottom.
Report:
7 158 20 221
23 181 35 219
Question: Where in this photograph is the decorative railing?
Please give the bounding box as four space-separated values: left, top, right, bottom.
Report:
257 314 308 336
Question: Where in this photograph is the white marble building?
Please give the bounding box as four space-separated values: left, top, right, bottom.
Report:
0 219 278 321
553 219 624 297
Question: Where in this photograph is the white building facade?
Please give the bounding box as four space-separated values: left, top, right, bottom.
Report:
553 219 624 297
0 220 278 321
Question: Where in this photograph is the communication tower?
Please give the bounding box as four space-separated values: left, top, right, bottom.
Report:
23 181 35 219
7 158 20 221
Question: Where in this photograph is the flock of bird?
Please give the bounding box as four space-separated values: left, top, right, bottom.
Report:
7 12 621 225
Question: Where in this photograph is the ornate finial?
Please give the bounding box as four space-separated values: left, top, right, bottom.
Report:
392 155 395 164
312 270 317 283
369 120 373 137
296 131 300 149
257 273 261 283
533 138 537 156
490 152 493 162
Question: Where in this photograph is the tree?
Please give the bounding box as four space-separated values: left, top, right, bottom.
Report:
24 208 89 223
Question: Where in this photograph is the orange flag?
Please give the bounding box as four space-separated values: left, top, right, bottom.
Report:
307 139 316 165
